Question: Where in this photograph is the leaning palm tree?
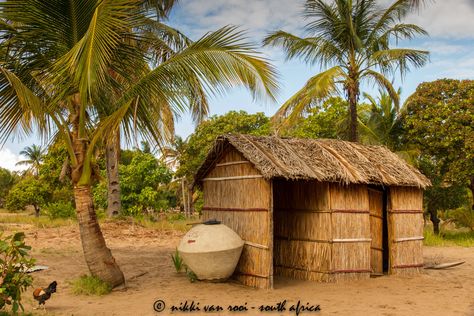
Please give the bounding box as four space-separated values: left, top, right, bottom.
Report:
0 0 278 287
264 0 429 141
16 144 45 176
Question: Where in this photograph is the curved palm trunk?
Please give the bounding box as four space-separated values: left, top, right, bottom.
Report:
74 185 125 286
70 103 125 287
106 131 121 217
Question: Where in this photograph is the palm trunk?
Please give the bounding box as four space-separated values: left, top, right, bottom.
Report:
347 68 359 142
70 98 125 288
106 131 121 217
74 185 125 286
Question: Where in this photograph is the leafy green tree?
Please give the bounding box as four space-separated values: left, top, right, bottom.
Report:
5 177 49 217
264 0 428 141
0 167 14 207
286 97 350 139
0 0 277 286
404 79 474 205
404 79 474 232
0 232 35 313
176 111 271 179
16 144 45 176
120 151 173 215
38 141 74 204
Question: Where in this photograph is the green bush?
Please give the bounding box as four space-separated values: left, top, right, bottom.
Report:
44 201 76 219
0 232 35 313
448 207 474 231
70 275 111 296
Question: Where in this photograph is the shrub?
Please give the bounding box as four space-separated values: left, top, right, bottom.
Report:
449 207 474 231
70 275 111 296
44 201 76 219
0 232 35 313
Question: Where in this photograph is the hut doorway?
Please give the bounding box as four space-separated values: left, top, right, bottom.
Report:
368 187 389 275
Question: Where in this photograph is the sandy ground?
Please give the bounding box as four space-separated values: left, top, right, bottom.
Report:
2 221 474 316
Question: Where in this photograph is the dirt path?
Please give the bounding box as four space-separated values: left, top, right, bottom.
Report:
4 222 474 316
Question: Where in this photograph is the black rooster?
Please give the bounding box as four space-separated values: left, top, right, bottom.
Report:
33 281 57 308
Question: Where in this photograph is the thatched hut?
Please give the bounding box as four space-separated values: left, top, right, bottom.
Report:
194 134 430 289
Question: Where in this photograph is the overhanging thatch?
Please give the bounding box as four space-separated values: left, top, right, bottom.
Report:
195 134 431 188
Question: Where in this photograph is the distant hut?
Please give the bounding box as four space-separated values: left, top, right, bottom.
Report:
194 134 430 289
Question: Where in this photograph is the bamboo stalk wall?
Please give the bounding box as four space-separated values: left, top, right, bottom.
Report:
202 148 273 289
388 187 424 275
273 180 332 282
329 184 371 281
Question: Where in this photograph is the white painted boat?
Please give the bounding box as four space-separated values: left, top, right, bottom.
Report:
178 222 244 281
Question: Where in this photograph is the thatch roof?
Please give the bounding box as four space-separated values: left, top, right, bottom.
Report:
195 134 431 188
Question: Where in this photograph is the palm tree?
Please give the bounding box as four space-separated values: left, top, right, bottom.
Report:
16 144 45 176
360 90 402 147
0 0 278 287
264 0 429 141
101 5 203 217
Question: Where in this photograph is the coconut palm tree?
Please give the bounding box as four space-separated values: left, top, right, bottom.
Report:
100 3 196 217
0 0 278 287
264 0 429 141
16 144 45 176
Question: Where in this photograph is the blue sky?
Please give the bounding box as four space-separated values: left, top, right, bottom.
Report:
1 0 474 171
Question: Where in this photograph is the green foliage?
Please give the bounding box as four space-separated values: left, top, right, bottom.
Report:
177 111 270 179
171 248 184 273
285 97 349 139
404 79 474 185
38 141 73 204
70 275 111 296
5 178 49 213
43 201 76 219
446 207 474 231
0 232 35 313
0 168 15 207
120 151 174 215
404 79 474 210
92 181 108 212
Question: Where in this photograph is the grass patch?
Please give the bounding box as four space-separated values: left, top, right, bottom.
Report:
424 228 474 247
112 214 199 232
0 212 75 228
70 275 111 296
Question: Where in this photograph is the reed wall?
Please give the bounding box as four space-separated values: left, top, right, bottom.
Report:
273 180 332 282
328 184 371 281
388 187 424 275
202 148 273 289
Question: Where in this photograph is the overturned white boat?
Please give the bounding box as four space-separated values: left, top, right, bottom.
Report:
178 220 244 281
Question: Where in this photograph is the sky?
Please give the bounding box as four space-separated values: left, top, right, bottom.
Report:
1 0 474 171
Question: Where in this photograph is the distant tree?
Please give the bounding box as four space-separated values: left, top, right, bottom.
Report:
176 111 271 179
5 178 49 217
404 79 474 232
0 167 15 207
16 145 45 177
161 136 187 170
286 97 350 139
264 0 429 141
120 151 174 215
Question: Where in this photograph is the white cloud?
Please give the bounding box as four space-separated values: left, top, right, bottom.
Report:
0 148 28 172
171 0 305 38
406 0 474 39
